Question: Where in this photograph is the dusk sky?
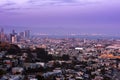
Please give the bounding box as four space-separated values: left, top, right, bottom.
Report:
0 0 120 35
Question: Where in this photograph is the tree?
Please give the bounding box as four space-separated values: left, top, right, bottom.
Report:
7 44 21 55
0 69 6 78
36 74 45 80
62 54 70 61
36 48 49 62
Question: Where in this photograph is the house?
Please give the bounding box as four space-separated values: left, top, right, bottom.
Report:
12 67 24 74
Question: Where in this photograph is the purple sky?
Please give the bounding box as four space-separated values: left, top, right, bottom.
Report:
0 0 120 35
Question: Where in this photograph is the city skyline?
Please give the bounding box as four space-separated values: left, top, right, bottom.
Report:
0 0 120 35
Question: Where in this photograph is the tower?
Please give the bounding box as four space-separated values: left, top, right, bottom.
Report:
0 28 5 42
25 30 30 39
10 34 18 43
10 29 18 43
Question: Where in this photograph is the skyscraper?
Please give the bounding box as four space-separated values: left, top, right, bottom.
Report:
0 28 5 42
25 30 30 39
10 29 18 43
19 32 25 39
12 29 16 35
10 34 18 43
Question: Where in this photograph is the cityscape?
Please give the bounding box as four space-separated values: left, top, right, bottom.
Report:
0 0 120 80
0 28 30 43
1 28 120 80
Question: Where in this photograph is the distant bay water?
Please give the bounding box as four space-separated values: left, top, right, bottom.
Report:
33 35 120 39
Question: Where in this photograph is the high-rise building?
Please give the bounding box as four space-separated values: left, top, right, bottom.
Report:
1 28 4 33
25 30 30 39
10 30 18 43
19 32 24 39
0 28 5 42
10 34 18 43
12 29 16 35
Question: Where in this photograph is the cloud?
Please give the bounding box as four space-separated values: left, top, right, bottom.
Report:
0 0 120 13
0 0 103 7
27 0 96 6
